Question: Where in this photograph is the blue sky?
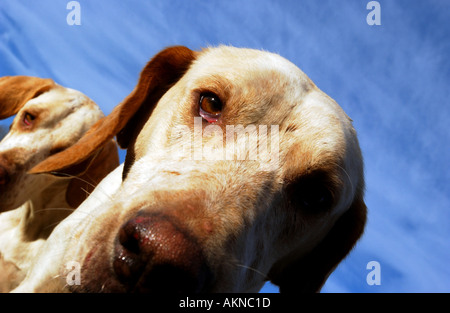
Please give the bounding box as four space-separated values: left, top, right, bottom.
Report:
0 0 449 292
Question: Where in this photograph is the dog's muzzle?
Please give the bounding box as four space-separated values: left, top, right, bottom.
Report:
112 212 213 293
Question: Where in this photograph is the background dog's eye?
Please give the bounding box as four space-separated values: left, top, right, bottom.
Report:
23 113 36 126
199 93 222 122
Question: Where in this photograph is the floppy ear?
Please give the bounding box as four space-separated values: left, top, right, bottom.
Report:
65 140 119 208
0 76 55 119
29 46 196 175
268 194 367 293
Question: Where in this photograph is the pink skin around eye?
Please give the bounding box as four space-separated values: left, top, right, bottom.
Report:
23 117 32 126
199 107 220 123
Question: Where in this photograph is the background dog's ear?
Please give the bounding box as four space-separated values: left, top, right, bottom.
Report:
29 46 196 175
0 76 55 119
268 195 367 293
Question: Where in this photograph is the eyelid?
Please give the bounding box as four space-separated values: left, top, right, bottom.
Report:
199 106 221 123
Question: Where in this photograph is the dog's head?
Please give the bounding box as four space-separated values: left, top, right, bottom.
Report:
0 76 111 211
32 46 366 293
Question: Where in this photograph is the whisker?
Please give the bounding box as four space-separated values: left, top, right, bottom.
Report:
34 207 76 214
336 164 354 192
80 183 115 203
35 208 95 224
42 215 93 231
49 172 98 189
43 221 67 231
45 171 118 208
80 187 92 198
40 207 97 231
48 172 115 202
235 263 268 280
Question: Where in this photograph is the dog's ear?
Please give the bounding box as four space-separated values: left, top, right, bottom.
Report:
268 195 367 293
65 140 119 208
29 46 196 175
0 76 55 119
116 46 197 149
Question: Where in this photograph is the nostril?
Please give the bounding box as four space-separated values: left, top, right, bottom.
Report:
0 166 9 185
113 221 150 285
113 243 143 285
118 227 141 255
113 213 213 293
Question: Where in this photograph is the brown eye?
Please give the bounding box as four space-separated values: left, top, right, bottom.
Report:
23 113 35 126
199 93 222 122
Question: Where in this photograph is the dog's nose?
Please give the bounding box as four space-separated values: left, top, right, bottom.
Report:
0 166 9 185
113 213 212 293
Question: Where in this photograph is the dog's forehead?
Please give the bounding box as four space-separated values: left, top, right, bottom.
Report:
23 85 92 113
189 47 353 137
7 86 101 137
179 46 319 127
192 46 309 86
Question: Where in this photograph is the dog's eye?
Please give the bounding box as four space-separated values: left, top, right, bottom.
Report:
199 93 222 123
298 185 333 211
23 113 36 126
287 179 334 213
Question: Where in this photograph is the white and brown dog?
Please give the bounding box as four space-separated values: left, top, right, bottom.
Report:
0 76 119 291
16 46 366 293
